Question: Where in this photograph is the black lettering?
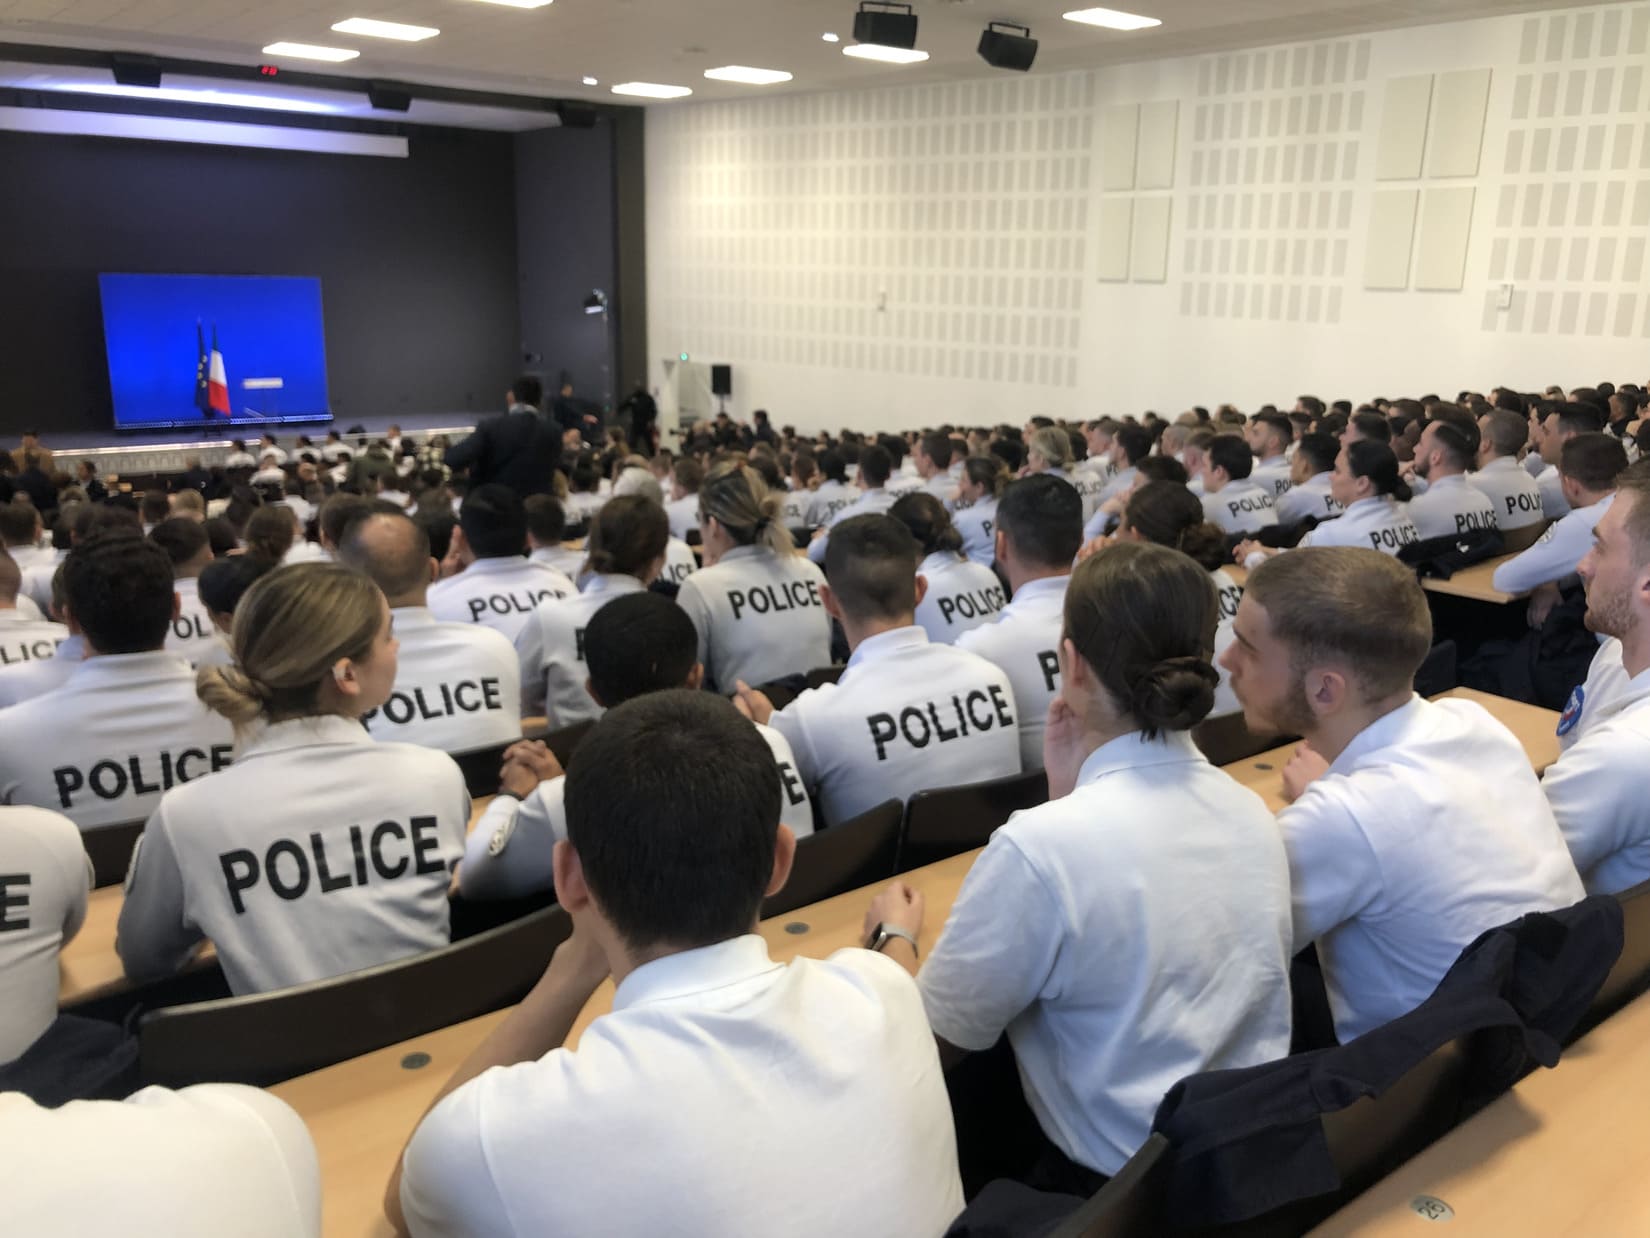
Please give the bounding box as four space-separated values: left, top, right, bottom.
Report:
939 597 957 624
965 689 993 730
899 706 932 749
311 832 351 893
350 824 369 886
383 693 415 725
0 874 29 932
779 761 807 807
128 754 160 797
1038 651 1060 693
370 821 409 879
928 700 960 742
266 839 310 901
210 744 233 773
981 520 994 540
467 597 486 622
411 817 445 876
453 680 481 712
413 686 444 722
868 713 898 761
482 678 502 710
728 589 748 620
748 587 772 615
574 628 588 661
989 684 1015 727
52 766 83 810
220 850 259 915
88 761 127 801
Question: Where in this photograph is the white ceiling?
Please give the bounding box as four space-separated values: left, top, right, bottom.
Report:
0 0 1582 124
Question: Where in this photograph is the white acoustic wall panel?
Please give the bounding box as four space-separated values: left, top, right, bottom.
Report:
1136 100 1179 189
1425 68 1492 177
1101 102 1140 189
1375 74 1434 179
1098 197 1134 281
1365 188 1419 288
1131 197 1173 282
1414 186 1476 290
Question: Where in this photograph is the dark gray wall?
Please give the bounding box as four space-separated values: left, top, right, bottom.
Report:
0 123 521 436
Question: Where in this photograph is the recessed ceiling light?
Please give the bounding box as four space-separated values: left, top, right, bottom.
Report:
330 18 440 41
582 76 599 86
704 66 793 85
465 0 553 7
822 32 840 43
1061 7 1162 31
611 81 693 99
842 44 929 64
261 42 361 63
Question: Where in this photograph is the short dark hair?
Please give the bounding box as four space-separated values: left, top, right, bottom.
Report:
512 375 544 408
587 495 669 577
1494 388 1528 415
565 690 780 951
74 503 141 543
818 450 849 484
1348 412 1393 444
459 484 528 559
1559 433 1629 490
148 516 210 568
1114 423 1153 467
197 554 274 617
1252 410 1295 449
1207 434 1255 480
990 438 1026 473
585 592 697 705
523 494 567 545
857 444 893 488
1345 440 1411 501
140 490 171 523
919 432 954 470
1426 420 1479 472
1295 431 1340 475
1480 409 1528 458
889 492 963 557
0 505 38 546
824 514 920 620
318 493 374 548
1134 455 1189 487
995 474 1082 568
1553 402 1607 437
64 532 175 654
1122 481 1227 572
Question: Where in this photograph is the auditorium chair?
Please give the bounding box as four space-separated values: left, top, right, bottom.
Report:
136 904 572 1088
83 818 146 888
1566 877 1650 1044
1499 520 1552 554
1047 1134 1170 1238
1190 711 1291 767
449 721 593 797
805 664 845 690
1413 639 1459 698
542 718 594 766
897 768 1049 872
761 798 903 918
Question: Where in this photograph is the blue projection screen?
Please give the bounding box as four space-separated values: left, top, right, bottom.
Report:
99 274 331 429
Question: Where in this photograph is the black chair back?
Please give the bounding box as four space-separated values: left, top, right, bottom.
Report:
1568 877 1650 1043
542 719 594 767
898 769 1048 872
1047 1133 1170 1238
1191 711 1291 766
137 904 571 1088
1413 640 1459 698
805 664 845 689
450 739 514 798
83 819 145 889
762 799 902 918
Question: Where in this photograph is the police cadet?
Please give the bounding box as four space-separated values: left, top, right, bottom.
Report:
1222 549 1582 1042
428 485 576 645
1246 410 1296 500
807 444 899 565
736 514 1021 827
955 475 1078 770
665 458 704 541
912 432 958 506
149 517 221 666
1026 427 1098 525
1273 431 1343 527
1531 402 1606 519
0 505 54 581
1242 441 1419 561
0 551 67 669
611 470 698 588
461 593 815 902
1493 434 1627 597
1199 435 1279 536
524 494 586 579
1542 459 1650 894
194 555 274 671
0 564 82 709
337 512 522 755
117 563 468 995
1407 421 1497 539
675 462 830 691
516 495 668 725
864 544 1291 1187
805 450 859 529
1470 408 1547 537
0 806 90 1070
1097 423 1152 505
953 455 1006 566
0 535 233 832
892 493 1005 645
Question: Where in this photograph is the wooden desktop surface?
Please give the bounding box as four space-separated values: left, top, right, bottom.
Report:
1224 554 1523 605
1309 990 1650 1236
270 849 980 1238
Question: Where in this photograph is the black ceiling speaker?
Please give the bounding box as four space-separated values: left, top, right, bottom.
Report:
556 101 598 129
366 81 413 111
110 53 162 89
978 22 1038 72
853 1 918 50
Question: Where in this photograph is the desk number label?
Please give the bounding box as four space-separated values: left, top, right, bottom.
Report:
1409 1195 1454 1222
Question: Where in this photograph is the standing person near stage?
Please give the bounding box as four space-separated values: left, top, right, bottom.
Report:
442 377 564 498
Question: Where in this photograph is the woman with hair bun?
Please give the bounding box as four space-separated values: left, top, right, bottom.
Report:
863 541 1292 1191
890 492 1005 645
952 455 1007 567
115 562 469 996
1239 441 1419 561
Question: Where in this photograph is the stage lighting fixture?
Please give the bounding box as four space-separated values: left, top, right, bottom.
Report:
111 53 162 89
583 290 608 315
852 2 918 50
978 22 1038 71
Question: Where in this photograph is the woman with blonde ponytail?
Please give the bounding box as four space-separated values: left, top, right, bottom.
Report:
675 461 832 691
116 562 470 996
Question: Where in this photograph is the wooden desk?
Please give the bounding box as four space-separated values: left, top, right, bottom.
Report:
1310 991 1650 1236
1222 688 1560 813
1223 556 1523 605
272 849 981 1238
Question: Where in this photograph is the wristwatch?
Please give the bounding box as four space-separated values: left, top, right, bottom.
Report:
867 923 919 959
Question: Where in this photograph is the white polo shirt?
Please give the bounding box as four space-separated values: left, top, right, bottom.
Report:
1297 496 1420 556
779 487 809 528
1279 695 1584 1041
117 716 468 995
530 544 586 579
767 625 1022 827
804 479 858 529
1069 469 1108 524
1469 457 1546 531
460 722 814 902
806 488 897 564
19 562 56 615
658 538 698 587
1407 474 1498 539
1492 493 1613 594
1211 568 1243 718
914 552 1006 645
0 652 234 831
164 578 220 667
5 543 55 575
0 806 89 1065
1201 481 1279 535
514 573 647 725
0 610 67 670
919 730 1293 1176
1250 456 1294 500
954 496 1000 566
1275 472 1342 526
427 556 576 646
398 937 964 1238
361 607 522 754
1096 464 1137 506
675 546 831 692
0 634 84 709
0 1084 320 1238
1536 463 1571 518
1556 638 1633 753
954 576 1068 771
664 494 700 542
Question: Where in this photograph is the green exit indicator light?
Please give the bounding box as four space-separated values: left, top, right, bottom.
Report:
678 352 690 361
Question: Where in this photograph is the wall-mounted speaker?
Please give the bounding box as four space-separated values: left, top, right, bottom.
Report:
366 82 412 112
556 102 598 129
853 4 918 49
711 364 733 397
978 24 1038 73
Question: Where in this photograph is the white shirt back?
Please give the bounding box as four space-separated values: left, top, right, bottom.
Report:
427 556 576 646
1536 463 1572 518
514 573 646 725
0 652 234 831
919 731 1293 1175
770 626 1022 826
675 546 831 691
954 576 1068 771
0 806 88 1064
0 610 67 671
914 552 1007 645
399 938 963 1238
1210 568 1243 717
1298 495 1420 556
116 716 468 995
806 488 898 564
664 494 699 541
1469 457 1546 530
0 633 85 709
164 578 220 666
1250 456 1294 501
529 543 586 578
805 479 858 529
1406 474 1498 539
1201 481 1279 535
658 538 698 587
954 496 1000 566
1274 472 1343 526
361 607 522 754
1280 696 1584 1041
1492 493 1612 594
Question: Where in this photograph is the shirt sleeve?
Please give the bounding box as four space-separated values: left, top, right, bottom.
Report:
513 612 549 718
766 697 822 789
458 786 559 901
399 1078 515 1238
115 809 207 983
1276 785 1381 953
1492 515 1584 593
673 578 715 684
169 1084 322 1238
1541 729 1645 889
807 532 829 565
917 835 1066 1053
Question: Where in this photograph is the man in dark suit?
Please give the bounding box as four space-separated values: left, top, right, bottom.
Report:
444 376 563 497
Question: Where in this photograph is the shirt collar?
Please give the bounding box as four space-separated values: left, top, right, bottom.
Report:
1344 495 1395 515
391 605 438 630
174 576 200 598
462 556 528 576
1010 574 1070 604
69 650 192 684
585 573 645 597
54 634 86 662
1479 457 1519 473
847 625 929 671
1077 728 1205 783
613 935 783 1013
720 545 764 564
241 715 370 759
1328 694 1427 775
1425 473 1467 490
1258 455 1288 468
919 551 960 573
0 610 46 627
1308 472 1333 486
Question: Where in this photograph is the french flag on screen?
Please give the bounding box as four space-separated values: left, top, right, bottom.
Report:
196 322 231 419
